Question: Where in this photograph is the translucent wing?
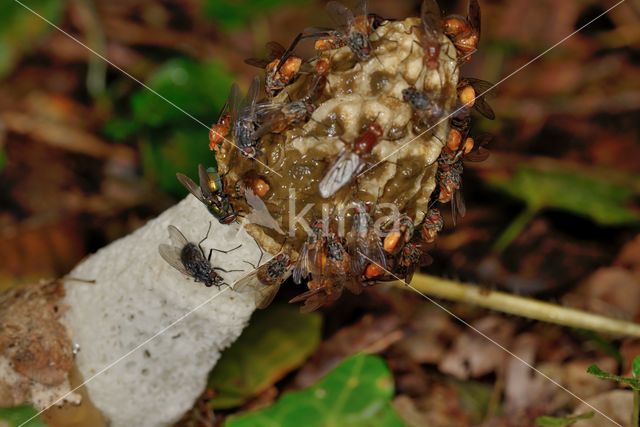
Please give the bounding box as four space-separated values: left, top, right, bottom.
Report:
244 57 271 69
159 243 188 276
197 164 213 199
242 76 262 118
253 113 285 139
326 1 355 29
468 0 481 42
462 78 495 120
167 225 189 247
289 286 341 312
303 26 336 38
177 173 205 203
465 133 491 162
253 101 287 135
318 150 364 198
365 231 386 267
289 288 325 312
217 85 235 122
451 187 466 226
227 83 242 126
245 188 285 234
234 271 281 309
265 41 287 60
421 0 443 39
354 0 368 20
292 242 311 284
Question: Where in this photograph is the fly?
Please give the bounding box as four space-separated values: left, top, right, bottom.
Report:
402 86 445 125
253 92 316 138
436 133 491 225
245 33 305 97
382 214 415 255
394 242 429 283
233 76 263 159
318 121 383 198
305 0 375 62
420 0 444 70
348 201 385 275
158 223 243 288
420 208 443 243
293 219 325 284
234 251 293 309
288 278 344 312
177 164 238 224
443 0 481 62
209 84 238 152
458 77 495 120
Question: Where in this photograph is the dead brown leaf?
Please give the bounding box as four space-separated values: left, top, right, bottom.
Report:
439 316 516 380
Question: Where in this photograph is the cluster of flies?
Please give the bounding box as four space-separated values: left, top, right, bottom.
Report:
159 0 494 312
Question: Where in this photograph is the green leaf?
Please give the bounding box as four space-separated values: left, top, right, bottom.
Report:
224 354 406 427
0 0 63 78
535 411 594 427
141 128 213 197
203 0 311 31
586 364 640 391
130 58 235 129
102 117 141 141
488 166 640 225
633 356 640 379
208 305 321 409
0 405 46 427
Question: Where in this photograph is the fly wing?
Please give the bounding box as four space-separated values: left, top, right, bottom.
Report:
242 76 262 119
217 85 236 122
451 187 466 226
421 0 443 39
474 98 495 120
318 150 364 198
159 244 189 276
265 41 287 60
253 114 285 139
290 286 342 312
167 225 189 247
244 57 271 69
292 243 311 284
326 1 355 29
464 78 495 119
227 83 242 125
366 230 387 267
177 173 205 203
289 288 325 312
233 271 281 309
468 0 481 42
197 164 214 199
465 133 491 162
245 188 285 234
354 0 368 20
303 26 336 38
253 102 288 138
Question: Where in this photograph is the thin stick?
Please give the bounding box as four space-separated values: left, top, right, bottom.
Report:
393 274 640 338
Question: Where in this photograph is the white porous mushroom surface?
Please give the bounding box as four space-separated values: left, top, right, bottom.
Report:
62 196 259 427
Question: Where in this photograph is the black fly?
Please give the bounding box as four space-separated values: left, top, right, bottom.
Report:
159 223 243 288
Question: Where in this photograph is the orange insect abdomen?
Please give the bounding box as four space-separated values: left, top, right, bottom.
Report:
209 115 231 151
